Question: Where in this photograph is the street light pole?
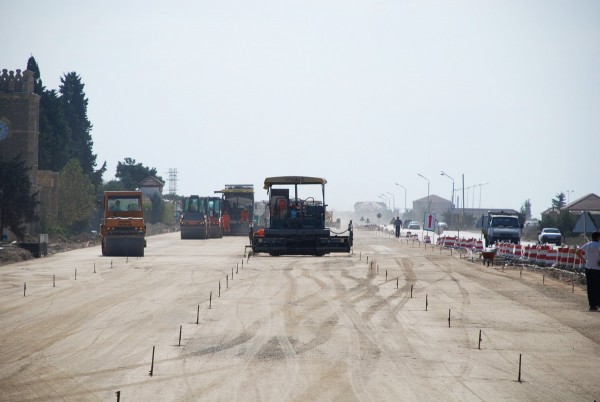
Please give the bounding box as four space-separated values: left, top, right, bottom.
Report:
477 182 489 209
387 192 396 212
565 189 574 204
465 185 473 210
440 171 455 208
417 173 430 212
441 171 455 228
395 183 407 213
379 194 390 210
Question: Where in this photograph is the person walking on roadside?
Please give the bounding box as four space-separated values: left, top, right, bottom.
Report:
395 216 402 238
576 231 600 311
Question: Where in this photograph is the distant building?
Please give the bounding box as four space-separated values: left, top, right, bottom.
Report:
561 193 600 214
412 194 452 217
139 176 165 199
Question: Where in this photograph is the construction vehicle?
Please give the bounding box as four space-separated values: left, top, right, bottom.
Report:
180 195 209 239
479 210 522 247
100 191 146 256
206 196 223 238
215 184 254 236
250 176 353 256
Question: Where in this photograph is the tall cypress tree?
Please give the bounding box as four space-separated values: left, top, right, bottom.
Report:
28 56 72 172
59 72 96 177
27 57 105 190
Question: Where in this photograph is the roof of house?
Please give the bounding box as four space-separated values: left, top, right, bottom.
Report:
413 194 451 204
139 176 165 188
561 193 600 212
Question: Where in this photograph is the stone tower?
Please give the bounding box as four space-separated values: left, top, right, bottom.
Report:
0 68 40 189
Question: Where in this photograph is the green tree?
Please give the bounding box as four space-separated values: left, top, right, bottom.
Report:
0 157 38 239
146 194 165 224
60 72 97 178
39 89 72 171
28 57 105 188
115 158 160 190
552 192 566 209
99 180 126 192
29 56 72 172
518 199 531 225
57 159 96 233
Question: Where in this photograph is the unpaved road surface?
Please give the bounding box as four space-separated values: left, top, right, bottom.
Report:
1 229 599 401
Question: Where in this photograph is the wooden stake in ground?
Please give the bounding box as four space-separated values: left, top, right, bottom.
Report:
448 309 451 327
411 284 413 298
149 346 155 377
23 282 26 297
478 329 482 350
219 281 221 297
518 353 523 382
178 325 182 347
197 304 201 322
75 269 77 281
116 391 120 402
94 262 96 274
53 275 55 287
426 294 428 311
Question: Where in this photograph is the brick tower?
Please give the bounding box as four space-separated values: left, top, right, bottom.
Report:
0 68 40 188
0 68 41 237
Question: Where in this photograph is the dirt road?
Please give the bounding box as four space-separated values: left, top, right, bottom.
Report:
1 229 599 401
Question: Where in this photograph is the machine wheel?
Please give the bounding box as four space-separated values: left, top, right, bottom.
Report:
103 237 145 257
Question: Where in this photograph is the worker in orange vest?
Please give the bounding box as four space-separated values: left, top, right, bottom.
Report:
240 208 249 223
222 210 231 233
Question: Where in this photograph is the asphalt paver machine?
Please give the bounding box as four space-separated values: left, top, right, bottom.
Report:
251 176 352 256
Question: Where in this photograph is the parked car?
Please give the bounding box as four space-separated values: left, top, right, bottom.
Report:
538 228 562 245
407 221 421 230
438 222 448 230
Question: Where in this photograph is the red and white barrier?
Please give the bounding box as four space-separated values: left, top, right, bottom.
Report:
475 240 484 252
514 244 523 260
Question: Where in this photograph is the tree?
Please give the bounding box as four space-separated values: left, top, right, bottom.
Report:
60 72 97 178
38 89 72 171
57 159 96 233
552 193 566 209
0 157 38 239
29 56 72 172
28 57 105 187
146 194 165 224
518 199 531 225
115 158 160 190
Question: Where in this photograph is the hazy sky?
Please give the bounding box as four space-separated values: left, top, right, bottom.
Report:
2 1 598 217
